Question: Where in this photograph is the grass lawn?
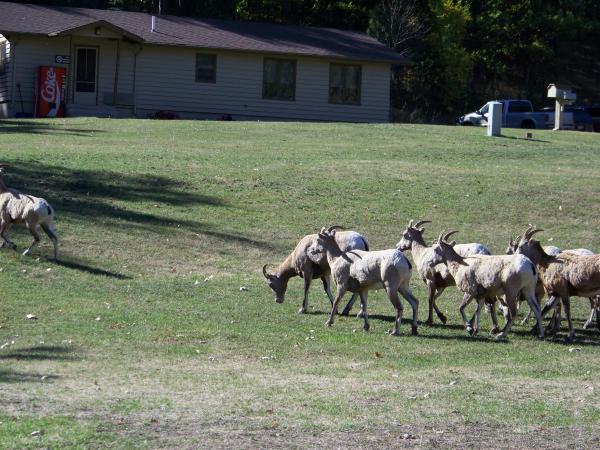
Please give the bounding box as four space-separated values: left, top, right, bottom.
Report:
0 118 599 448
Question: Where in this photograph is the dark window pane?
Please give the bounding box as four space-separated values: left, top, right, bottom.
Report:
263 58 296 101
329 64 361 105
76 48 96 92
195 54 216 82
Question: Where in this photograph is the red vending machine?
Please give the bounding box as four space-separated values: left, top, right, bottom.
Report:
34 66 67 118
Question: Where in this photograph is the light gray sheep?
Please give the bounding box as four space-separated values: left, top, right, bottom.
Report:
0 164 58 261
310 226 419 336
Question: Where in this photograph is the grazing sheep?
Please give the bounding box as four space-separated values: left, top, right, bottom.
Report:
310 226 419 336
507 237 599 330
428 231 543 339
0 164 59 261
515 226 600 342
263 229 369 314
396 219 498 329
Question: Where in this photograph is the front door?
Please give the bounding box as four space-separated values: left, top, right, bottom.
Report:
74 47 98 105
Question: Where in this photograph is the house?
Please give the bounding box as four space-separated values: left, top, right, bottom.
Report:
0 2 406 122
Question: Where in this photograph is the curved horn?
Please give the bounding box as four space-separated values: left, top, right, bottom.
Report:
414 219 431 229
523 226 543 240
442 230 459 242
326 225 344 233
437 230 446 243
262 264 273 279
408 219 414 228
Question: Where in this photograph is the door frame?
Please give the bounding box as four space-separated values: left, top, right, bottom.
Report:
73 45 99 105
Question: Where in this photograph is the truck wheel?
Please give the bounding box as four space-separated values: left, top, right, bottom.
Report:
521 120 535 129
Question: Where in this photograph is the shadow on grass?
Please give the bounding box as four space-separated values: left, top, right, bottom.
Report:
56 259 132 280
1 160 275 250
0 120 105 136
499 134 550 143
0 369 60 383
0 345 80 361
417 333 510 344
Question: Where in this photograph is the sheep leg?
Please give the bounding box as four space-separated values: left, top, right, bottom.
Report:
22 222 41 257
459 293 474 335
325 287 346 327
486 298 500 334
299 267 313 314
472 298 484 336
583 297 596 330
562 296 575 343
359 292 369 331
524 291 544 339
399 287 419 336
495 297 517 340
387 288 404 336
432 286 448 324
41 223 59 261
0 220 16 249
340 293 361 317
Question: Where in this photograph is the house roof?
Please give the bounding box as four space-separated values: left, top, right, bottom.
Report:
0 2 406 64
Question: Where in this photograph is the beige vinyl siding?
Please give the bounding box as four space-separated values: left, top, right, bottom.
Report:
9 35 70 114
135 46 390 122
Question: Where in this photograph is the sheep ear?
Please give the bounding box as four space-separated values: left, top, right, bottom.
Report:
449 240 457 246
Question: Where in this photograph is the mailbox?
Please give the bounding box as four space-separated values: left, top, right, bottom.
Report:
547 84 576 130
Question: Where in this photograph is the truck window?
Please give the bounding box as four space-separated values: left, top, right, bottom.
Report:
508 101 532 113
479 104 489 115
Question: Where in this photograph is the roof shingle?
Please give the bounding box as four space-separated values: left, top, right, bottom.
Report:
0 2 406 64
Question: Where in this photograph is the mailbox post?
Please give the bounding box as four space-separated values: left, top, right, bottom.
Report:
487 101 502 137
547 84 576 130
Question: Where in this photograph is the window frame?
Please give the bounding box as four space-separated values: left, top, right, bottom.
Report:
0 41 7 76
262 57 297 101
328 63 362 106
195 53 217 83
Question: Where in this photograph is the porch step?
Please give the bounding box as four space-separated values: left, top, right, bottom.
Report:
66 104 132 118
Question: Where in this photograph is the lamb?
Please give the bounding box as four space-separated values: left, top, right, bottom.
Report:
396 219 498 329
309 226 419 336
0 164 59 261
507 237 599 330
263 229 369 314
428 230 543 339
515 226 600 342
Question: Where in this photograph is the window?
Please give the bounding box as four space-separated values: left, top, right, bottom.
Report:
329 63 361 105
195 54 216 83
0 42 7 75
508 101 532 113
263 58 296 101
75 47 97 92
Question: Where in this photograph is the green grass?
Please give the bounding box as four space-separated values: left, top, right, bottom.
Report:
0 118 599 448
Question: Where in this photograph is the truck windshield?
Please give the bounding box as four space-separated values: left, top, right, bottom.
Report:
478 104 489 115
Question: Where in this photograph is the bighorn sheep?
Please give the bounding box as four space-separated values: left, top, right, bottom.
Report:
0 164 59 261
515 226 600 342
263 229 369 314
507 237 599 330
309 226 419 336
396 219 497 329
428 231 543 339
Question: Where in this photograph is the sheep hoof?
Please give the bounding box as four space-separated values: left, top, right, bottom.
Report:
495 333 507 340
583 321 591 330
466 326 474 336
565 335 574 344
491 327 500 334
424 319 434 326
363 324 370 332
325 320 333 327
339 309 350 316
439 315 448 325
298 307 307 314
389 330 401 336
411 326 418 336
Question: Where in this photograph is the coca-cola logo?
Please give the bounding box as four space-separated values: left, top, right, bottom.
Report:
41 68 58 103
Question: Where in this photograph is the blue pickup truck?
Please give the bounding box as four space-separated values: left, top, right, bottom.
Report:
458 100 550 129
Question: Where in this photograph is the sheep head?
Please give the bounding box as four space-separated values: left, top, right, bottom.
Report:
262 263 288 303
397 219 431 250
428 230 460 267
515 226 548 264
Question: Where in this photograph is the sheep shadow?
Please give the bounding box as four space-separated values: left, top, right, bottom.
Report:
0 120 106 137
0 345 79 361
1 160 274 250
0 369 60 383
55 259 132 280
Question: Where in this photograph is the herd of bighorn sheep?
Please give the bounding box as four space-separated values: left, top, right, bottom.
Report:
263 221 600 342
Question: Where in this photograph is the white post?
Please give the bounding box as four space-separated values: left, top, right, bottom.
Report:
487 101 502 137
554 99 563 131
